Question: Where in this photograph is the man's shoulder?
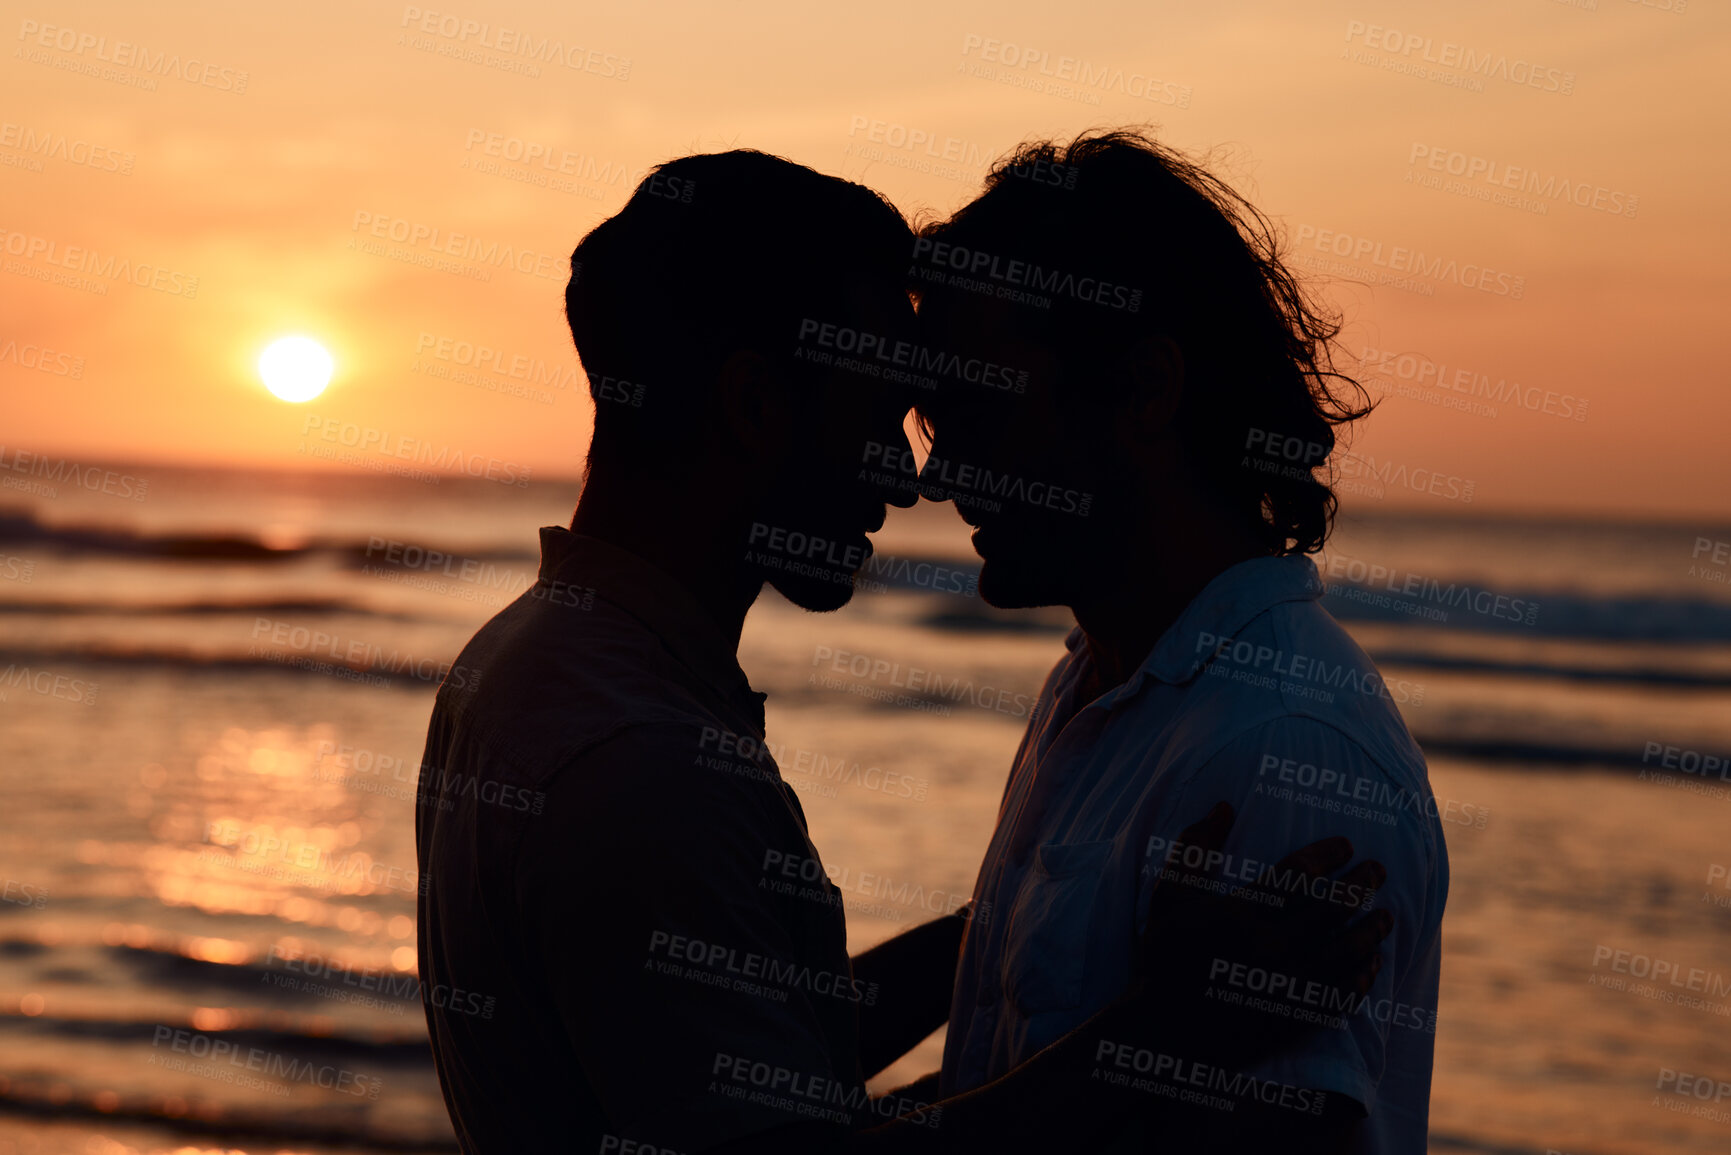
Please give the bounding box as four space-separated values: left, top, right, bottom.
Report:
517 720 815 902
1202 712 1427 810
1186 596 1428 786
430 591 727 778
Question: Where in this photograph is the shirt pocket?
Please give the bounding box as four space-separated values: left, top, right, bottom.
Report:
1001 840 1112 1015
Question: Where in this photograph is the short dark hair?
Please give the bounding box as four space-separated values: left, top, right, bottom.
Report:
914 128 1373 555
565 150 912 475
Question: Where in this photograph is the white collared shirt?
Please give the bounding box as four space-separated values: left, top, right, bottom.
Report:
940 554 1449 1154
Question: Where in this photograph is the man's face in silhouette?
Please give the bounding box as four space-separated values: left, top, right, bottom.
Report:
749 283 920 612
916 292 1124 609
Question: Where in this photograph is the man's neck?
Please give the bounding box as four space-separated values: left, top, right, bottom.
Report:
1071 520 1271 702
569 470 761 653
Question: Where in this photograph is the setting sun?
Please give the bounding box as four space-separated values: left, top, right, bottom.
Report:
258 335 333 403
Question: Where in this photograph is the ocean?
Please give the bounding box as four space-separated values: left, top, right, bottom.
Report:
1 464 1728 1154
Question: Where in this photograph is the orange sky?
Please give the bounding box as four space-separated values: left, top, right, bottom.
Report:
4 0 1727 518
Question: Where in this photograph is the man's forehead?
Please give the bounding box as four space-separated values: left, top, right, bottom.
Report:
841 277 915 319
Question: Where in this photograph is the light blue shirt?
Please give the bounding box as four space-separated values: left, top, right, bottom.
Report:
940 554 1449 1154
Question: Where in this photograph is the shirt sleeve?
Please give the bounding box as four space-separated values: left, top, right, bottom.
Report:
1151 714 1444 1114
515 721 861 1151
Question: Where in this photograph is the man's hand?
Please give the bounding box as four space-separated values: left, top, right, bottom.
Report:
851 909 972 1079
1132 801 1392 1067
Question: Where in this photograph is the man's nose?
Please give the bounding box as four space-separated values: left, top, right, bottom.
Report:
915 438 951 504
884 441 919 509
864 433 920 508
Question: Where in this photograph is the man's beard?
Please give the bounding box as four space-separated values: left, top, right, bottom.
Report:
766 564 860 612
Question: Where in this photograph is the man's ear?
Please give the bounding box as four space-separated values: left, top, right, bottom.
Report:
712 349 795 461
1116 334 1185 440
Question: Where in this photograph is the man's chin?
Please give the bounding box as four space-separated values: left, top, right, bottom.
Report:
975 556 1064 610
767 571 858 613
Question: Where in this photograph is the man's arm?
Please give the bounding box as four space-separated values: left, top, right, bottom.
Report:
520 724 873 1153
851 909 969 1079
1152 1084 1368 1154
703 986 1205 1154
1146 717 1442 1152
705 813 1392 1154
850 984 1371 1153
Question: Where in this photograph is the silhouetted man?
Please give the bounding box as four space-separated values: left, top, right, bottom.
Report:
910 130 1450 1154
415 148 1392 1154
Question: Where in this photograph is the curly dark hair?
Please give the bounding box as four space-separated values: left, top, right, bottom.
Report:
913 128 1373 555
566 149 912 477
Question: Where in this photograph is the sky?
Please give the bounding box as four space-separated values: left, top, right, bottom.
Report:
3 0 1727 518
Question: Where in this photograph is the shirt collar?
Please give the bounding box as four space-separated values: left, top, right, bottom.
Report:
1089 554 1325 709
536 526 766 726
